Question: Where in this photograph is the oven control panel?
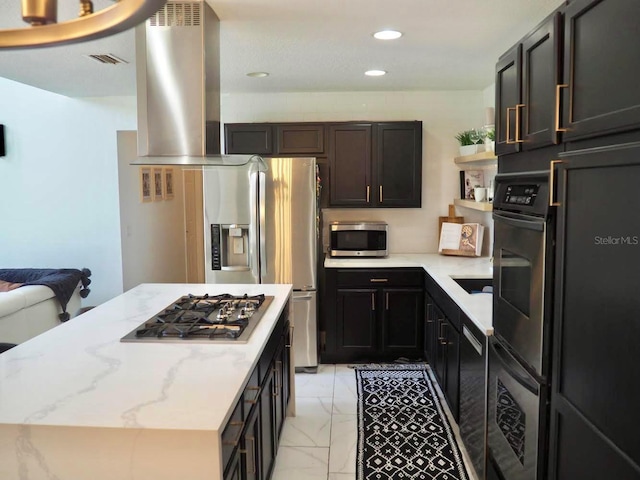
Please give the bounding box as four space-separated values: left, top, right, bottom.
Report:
503 184 540 206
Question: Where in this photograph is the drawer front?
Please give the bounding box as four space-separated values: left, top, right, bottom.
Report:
336 268 424 288
243 366 261 410
424 273 460 330
221 400 244 471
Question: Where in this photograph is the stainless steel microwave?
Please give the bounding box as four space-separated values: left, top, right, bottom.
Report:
329 221 388 257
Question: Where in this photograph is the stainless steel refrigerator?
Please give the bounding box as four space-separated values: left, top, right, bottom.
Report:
203 157 318 369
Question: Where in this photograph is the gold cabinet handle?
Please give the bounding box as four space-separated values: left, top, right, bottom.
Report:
245 386 261 405
550 160 563 207
555 84 569 133
515 104 525 143
379 185 383 203
241 436 257 474
370 278 388 283
439 321 447 344
222 420 244 446
366 185 370 203
371 292 375 311
506 107 516 144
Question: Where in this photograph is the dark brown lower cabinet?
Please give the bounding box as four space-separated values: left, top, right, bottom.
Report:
222 310 291 480
424 274 461 421
323 268 424 363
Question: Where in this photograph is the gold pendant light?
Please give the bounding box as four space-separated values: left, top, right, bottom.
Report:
0 0 166 49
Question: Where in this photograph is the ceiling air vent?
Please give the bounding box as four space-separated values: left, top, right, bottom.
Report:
150 2 201 27
86 54 128 65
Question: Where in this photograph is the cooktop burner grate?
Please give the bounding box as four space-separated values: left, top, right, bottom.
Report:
120 293 273 344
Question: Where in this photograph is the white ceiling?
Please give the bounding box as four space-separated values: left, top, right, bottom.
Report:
0 0 560 98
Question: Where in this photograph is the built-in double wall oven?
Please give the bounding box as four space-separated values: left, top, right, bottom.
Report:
488 171 555 480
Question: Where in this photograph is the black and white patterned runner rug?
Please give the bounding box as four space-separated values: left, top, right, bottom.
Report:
355 364 469 480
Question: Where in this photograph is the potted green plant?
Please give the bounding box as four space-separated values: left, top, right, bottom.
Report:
455 130 477 156
485 127 495 152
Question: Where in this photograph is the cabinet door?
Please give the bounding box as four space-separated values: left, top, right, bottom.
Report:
329 123 372 207
424 292 436 364
224 449 243 480
495 44 522 155
374 122 422 207
521 12 562 150
260 367 276 480
562 0 640 141
444 323 460 421
241 406 261 480
381 288 424 356
433 307 447 387
273 348 284 447
276 124 325 154
224 124 273 154
335 288 378 359
549 146 640 478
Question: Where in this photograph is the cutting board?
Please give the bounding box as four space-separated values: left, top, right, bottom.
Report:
438 204 464 235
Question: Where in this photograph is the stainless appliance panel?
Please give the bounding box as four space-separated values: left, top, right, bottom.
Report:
488 338 545 480
204 163 259 284
493 212 546 376
292 291 318 368
260 157 317 289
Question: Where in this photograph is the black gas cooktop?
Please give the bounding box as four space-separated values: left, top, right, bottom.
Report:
120 293 273 344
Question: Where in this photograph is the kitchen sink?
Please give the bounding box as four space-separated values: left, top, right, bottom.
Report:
451 277 493 294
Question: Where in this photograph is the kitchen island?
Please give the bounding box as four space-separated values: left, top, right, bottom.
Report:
0 283 294 480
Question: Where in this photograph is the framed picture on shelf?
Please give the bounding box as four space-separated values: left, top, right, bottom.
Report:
460 170 484 200
153 167 164 201
164 168 174 200
140 167 152 203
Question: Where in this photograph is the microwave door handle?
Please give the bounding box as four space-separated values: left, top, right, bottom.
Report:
490 340 539 395
492 212 544 232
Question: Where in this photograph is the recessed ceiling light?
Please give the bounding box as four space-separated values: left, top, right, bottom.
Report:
246 72 269 78
373 30 402 40
365 70 387 77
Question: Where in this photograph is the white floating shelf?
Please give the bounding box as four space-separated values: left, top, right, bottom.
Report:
454 198 493 212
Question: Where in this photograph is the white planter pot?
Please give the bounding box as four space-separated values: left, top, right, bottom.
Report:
459 145 477 156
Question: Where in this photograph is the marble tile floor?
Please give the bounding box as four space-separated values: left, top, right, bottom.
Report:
272 364 478 480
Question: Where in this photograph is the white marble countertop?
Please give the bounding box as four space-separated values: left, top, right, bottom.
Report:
0 283 292 480
325 254 494 335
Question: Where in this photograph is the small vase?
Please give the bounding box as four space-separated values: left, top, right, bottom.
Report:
459 145 476 156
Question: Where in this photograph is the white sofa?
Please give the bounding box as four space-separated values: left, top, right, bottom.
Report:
0 284 82 345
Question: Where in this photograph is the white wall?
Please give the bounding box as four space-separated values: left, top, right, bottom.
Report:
222 90 493 254
117 131 187 290
0 77 136 305
0 78 188 306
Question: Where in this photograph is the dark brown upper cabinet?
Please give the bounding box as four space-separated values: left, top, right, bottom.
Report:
224 124 273 155
276 124 325 155
374 122 422 207
496 10 562 155
330 121 422 208
560 0 640 142
521 12 563 150
225 123 325 156
329 123 373 207
495 44 522 155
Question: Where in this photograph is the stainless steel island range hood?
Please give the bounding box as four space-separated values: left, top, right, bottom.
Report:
131 1 259 167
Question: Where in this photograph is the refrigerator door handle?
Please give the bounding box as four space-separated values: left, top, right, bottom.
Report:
249 170 261 282
258 171 267 280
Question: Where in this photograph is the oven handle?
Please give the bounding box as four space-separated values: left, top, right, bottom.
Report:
492 211 544 232
490 340 539 396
